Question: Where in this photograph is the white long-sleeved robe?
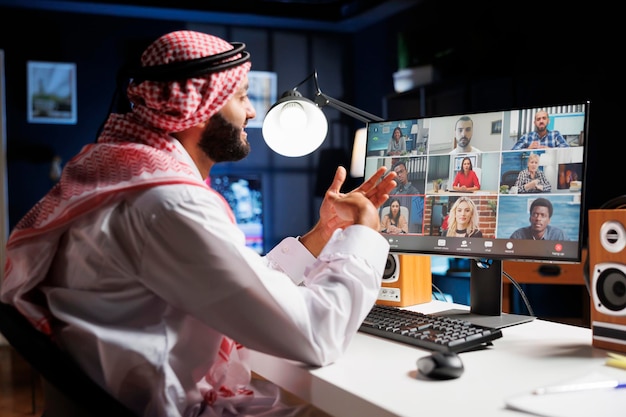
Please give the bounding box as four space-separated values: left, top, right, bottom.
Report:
22 142 390 416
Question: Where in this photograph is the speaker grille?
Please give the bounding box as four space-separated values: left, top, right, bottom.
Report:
595 267 626 312
592 263 626 315
382 254 399 282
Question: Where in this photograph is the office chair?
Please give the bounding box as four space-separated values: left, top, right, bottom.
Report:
380 205 409 223
500 170 520 188
0 302 137 417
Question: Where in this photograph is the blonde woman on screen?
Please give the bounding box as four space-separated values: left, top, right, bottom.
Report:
446 197 483 237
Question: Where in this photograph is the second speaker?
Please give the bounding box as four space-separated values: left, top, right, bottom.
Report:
377 253 432 307
589 209 626 353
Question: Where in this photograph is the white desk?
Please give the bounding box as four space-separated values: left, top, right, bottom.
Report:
249 300 622 417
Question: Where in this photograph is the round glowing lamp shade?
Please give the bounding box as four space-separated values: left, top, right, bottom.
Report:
262 95 328 157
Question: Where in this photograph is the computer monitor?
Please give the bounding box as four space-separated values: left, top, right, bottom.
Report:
210 173 265 255
364 102 589 328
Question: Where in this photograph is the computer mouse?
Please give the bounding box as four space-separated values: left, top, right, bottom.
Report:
416 351 464 380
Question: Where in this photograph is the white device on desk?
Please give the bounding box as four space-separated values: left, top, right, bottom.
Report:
363 102 590 329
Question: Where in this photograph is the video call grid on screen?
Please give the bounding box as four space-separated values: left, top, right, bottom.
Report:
365 102 588 263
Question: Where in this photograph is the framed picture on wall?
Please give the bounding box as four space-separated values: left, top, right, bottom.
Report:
247 70 277 128
491 119 502 134
27 61 77 124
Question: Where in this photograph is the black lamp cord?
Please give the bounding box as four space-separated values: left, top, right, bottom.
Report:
429 269 535 315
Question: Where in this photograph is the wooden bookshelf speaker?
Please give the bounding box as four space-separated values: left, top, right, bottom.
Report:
377 253 432 307
589 209 626 353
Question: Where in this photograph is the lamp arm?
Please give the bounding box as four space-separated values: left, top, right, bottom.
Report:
314 92 384 123
287 70 383 123
294 71 318 92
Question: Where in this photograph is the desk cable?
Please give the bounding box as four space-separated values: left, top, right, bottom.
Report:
502 271 535 317
431 283 448 302
430 273 535 316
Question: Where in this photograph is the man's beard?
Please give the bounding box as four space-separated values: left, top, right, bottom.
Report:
198 113 250 162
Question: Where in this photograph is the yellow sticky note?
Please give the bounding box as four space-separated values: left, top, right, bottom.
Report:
606 352 626 370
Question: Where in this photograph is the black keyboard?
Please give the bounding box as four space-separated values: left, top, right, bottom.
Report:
359 304 503 353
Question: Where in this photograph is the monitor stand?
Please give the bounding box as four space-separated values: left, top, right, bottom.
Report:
432 259 535 330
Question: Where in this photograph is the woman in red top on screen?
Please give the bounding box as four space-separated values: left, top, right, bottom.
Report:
451 156 481 192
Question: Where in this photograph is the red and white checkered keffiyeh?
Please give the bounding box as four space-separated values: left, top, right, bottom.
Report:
100 30 251 153
126 30 251 136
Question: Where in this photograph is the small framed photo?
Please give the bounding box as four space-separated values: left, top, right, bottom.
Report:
27 61 77 124
491 119 502 134
247 70 277 128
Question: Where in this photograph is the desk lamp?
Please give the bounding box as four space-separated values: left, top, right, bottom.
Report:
262 70 383 157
